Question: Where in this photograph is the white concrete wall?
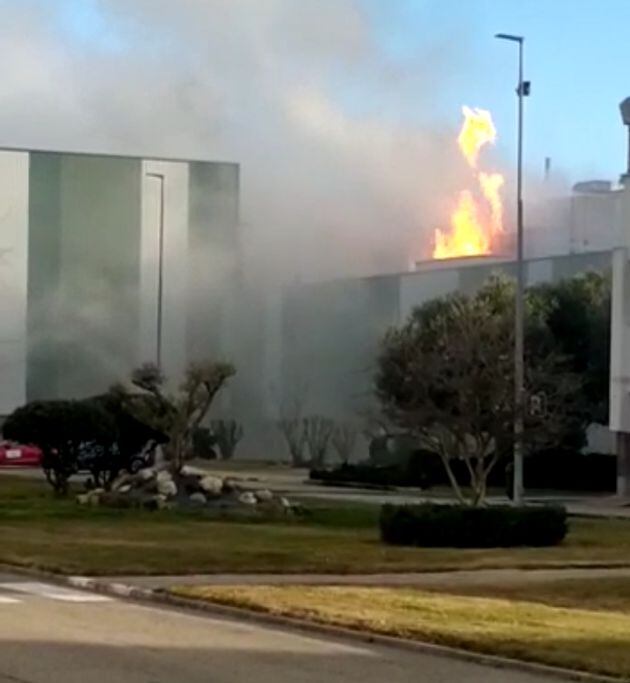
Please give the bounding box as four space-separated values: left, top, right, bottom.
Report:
140 161 189 381
0 152 28 413
571 191 622 253
399 268 460 320
526 258 554 285
50 154 142 398
609 186 630 432
260 287 284 420
282 246 617 454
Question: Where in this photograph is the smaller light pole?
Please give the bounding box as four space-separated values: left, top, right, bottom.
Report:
146 172 166 371
620 97 630 184
496 32 530 505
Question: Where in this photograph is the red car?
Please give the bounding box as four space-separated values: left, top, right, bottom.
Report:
0 442 43 468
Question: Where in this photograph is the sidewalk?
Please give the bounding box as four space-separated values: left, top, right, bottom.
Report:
112 565 630 591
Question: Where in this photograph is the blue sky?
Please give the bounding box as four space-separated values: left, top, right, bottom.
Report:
364 0 630 184
55 0 125 51
52 0 630 184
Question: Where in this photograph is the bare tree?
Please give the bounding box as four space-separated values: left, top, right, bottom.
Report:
331 422 359 464
274 373 310 467
114 361 235 473
210 419 244 460
277 417 307 467
304 415 335 469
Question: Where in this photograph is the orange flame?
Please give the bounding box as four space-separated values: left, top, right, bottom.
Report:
479 171 504 236
433 106 504 259
458 106 497 169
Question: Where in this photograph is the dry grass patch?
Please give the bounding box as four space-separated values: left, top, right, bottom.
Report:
430 575 630 613
172 585 630 679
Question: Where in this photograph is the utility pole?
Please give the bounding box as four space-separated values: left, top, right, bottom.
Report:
496 33 530 505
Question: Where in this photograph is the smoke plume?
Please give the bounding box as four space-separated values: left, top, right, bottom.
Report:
0 0 473 281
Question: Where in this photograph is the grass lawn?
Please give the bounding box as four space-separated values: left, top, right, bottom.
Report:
428 575 630 613
170 584 630 679
3 475 630 576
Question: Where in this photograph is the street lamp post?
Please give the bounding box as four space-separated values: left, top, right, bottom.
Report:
620 97 630 183
146 172 166 371
496 33 529 505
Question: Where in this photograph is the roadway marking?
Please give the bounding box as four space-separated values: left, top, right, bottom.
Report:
0 582 112 602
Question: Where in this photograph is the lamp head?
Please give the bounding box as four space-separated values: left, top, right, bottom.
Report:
495 33 523 43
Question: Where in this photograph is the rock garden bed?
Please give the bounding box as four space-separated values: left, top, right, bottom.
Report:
77 464 294 514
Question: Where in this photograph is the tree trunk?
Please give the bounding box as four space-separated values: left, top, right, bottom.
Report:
471 477 487 506
438 454 466 504
470 453 488 507
165 437 186 475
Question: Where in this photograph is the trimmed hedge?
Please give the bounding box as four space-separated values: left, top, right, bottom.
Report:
310 450 443 489
379 503 568 548
310 461 432 489
312 450 616 493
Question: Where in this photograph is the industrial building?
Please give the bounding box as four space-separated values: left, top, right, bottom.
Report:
276 183 619 407
0 144 629 474
0 149 239 414
267 181 625 461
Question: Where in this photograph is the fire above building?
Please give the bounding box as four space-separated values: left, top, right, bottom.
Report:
433 106 505 259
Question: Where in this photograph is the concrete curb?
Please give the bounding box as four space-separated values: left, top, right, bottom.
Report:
0 563 623 682
25 571 622 683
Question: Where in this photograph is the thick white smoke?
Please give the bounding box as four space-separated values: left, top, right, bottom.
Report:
0 0 472 281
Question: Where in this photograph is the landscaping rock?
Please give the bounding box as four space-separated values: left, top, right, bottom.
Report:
180 465 208 478
238 491 257 506
111 473 133 491
156 471 178 498
199 475 223 497
189 492 207 505
137 467 157 481
78 489 105 506
222 478 242 494
254 489 274 503
157 479 177 498
88 489 104 506
75 461 294 514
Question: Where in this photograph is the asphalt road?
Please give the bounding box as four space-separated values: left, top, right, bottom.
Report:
0 573 563 683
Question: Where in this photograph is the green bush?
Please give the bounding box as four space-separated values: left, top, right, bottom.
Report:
379 503 568 548
191 428 217 460
3 399 116 495
3 396 169 494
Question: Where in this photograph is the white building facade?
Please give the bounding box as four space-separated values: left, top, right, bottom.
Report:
0 149 239 414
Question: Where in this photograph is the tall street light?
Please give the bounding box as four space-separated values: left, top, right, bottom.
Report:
495 33 530 505
620 97 630 183
146 172 166 371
